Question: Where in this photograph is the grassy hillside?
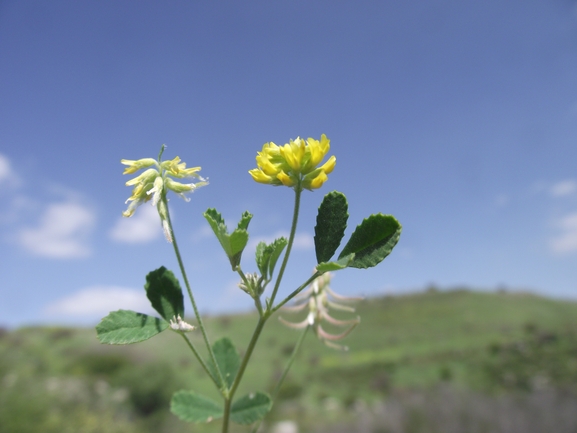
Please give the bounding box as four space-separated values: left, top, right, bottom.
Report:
2 289 577 432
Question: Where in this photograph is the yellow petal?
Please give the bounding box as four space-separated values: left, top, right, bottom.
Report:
121 158 157 174
256 152 280 176
306 137 325 167
279 139 304 171
320 155 336 174
307 171 328 189
249 168 274 184
277 170 295 187
125 168 158 186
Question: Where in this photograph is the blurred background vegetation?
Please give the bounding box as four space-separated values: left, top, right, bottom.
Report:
2 289 577 433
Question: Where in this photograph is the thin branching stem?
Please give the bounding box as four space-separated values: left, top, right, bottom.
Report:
222 316 266 431
270 271 321 316
268 184 302 309
179 333 220 388
221 398 232 433
163 196 227 393
250 326 310 433
272 325 310 400
222 184 306 431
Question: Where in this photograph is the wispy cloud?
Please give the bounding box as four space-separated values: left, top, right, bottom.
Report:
109 204 161 243
549 212 577 255
293 232 314 249
0 152 21 188
0 153 11 183
44 286 153 318
550 180 577 198
18 202 96 258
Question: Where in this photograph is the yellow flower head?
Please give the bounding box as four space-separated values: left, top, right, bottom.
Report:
249 134 336 190
121 149 208 219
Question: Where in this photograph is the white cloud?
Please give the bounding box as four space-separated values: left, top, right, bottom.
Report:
550 180 577 197
0 153 21 188
292 232 314 249
549 212 577 254
0 153 11 183
109 204 161 243
18 202 96 258
44 286 153 317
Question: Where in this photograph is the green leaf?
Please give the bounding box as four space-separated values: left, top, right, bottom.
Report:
145 267 184 321
255 242 266 275
227 230 249 269
96 310 168 344
314 191 348 263
338 214 401 269
170 390 222 423
316 253 355 272
266 238 287 278
208 337 240 389
255 237 288 280
237 211 253 231
204 208 252 270
204 208 227 234
230 392 272 425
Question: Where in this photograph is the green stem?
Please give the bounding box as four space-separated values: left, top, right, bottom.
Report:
250 326 310 433
221 184 304 429
229 317 266 398
267 185 302 309
271 325 309 400
179 333 220 388
270 271 321 316
220 316 267 432
221 398 232 433
163 196 227 392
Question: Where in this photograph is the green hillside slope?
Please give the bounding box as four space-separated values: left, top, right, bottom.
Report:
2 289 577 432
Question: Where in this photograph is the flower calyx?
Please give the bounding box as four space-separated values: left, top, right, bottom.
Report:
238 272 265 299
169 315 196 332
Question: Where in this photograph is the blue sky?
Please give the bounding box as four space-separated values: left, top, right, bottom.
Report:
1 1 577 328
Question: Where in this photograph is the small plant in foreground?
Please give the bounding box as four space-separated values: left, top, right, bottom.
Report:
96 135 402 432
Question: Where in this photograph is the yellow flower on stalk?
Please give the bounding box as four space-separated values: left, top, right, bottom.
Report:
249 134 336 190
121 149 208 241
